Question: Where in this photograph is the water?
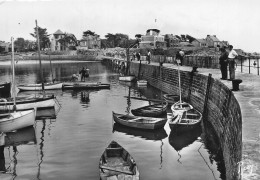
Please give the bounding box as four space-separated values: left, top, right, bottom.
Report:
236 58 260 75
0 60 224 180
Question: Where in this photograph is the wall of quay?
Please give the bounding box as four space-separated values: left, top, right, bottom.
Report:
105 59 242 180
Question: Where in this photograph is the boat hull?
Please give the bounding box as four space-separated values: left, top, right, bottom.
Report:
99 141 139 180
18 83 63 91
0 82 11 97
131 102 168 117
62 82 110 90
0 109 35 132
137 80 147 86
0 96 56 111
113 112 166 130
119 76 135 82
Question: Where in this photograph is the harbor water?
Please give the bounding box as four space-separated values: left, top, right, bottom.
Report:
0 61 225 180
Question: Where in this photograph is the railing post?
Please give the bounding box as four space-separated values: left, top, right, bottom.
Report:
257 58 259 75
241 57 243 73
249 58 251 74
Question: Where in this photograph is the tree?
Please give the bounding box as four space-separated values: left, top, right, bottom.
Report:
186 35 196 43
14 38 25 52
83 30 96 37
105 33 129 48
30 26 50 50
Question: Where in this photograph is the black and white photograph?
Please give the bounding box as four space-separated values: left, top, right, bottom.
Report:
0 0 259 179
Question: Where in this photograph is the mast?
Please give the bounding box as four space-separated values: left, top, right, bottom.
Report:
35 20 44 92
11 37 16 111
177 61 182 103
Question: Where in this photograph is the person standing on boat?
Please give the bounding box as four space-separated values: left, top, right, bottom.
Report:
79 67 87 81
219 47 228 80
227 45 238 80
147 50 151 64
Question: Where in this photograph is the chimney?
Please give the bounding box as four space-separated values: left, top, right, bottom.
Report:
207 35 210 37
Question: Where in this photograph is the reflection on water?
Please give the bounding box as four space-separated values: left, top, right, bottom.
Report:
113 123 168 141
169 125 202 163
0 61 226 180
201 120 226 180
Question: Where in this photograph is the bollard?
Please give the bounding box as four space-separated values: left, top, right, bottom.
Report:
232 79 242 91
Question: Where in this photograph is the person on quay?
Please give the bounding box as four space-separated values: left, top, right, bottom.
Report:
219 47 229 80
227 45 238 80
136 52 141 61
85 67 90 78
79 67 87 81
147 50 151 64
176 49 185 66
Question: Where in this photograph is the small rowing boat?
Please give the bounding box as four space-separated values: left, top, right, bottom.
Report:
168 108 202 131
131 101 168 117
119 76 135 82
113 111 167 130
99 141 139 180
17 82 63 91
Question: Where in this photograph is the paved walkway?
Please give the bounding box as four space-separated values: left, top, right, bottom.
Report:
114 58 260 180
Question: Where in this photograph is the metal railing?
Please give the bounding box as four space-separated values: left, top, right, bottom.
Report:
236 57 260 75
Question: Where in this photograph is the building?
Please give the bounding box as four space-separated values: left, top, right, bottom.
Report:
191 39 207 47
164 34 180 47
50 29 65 51
205 35 221 47
139 29 166 49
0 41 11 53
78 35 101 49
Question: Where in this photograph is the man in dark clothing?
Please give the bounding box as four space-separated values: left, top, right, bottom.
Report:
219 47 229 80
176 50 184 66
136 52 140 61
79 67 86 81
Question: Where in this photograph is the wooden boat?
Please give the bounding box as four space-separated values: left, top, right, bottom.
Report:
113 123 167 141
171 101 193 116
0 95 56 111
0 38 36 133
137 80 147 86
62 82 110 90
131 101 168 117
0 82 11 97
17 82 63 91
168 108 202 131
119 76 135 82
99 141 139 180
0 109 35 132
163 94 179 105
113 111 167 130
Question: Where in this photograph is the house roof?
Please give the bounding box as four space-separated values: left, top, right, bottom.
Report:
195 39 206 43
53 29 64 35
207 35 220 42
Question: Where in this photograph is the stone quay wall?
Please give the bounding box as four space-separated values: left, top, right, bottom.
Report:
105 59 242 180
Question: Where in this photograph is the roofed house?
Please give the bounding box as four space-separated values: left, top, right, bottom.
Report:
191 39 207 47
164 34 180 47
0 41 11 53
50 29 65 51
139 29 166 49
205 35 221 47
79 35 101 50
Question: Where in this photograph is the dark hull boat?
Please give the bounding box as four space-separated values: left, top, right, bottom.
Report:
0 82 11 98
62 82 110 90
163 94 179 105
99 141 139 180
113 111 167 130
131 101 168 117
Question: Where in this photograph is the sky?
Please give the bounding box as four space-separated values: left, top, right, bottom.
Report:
0 0 260 52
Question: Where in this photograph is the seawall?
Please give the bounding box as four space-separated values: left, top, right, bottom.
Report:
104 58 243 180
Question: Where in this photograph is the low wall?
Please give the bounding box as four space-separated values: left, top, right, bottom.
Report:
105 59 242 179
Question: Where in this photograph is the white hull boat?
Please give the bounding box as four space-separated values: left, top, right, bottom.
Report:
0 95 56 111
119 76 135 82
0 109 35 132
18 82 63 91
